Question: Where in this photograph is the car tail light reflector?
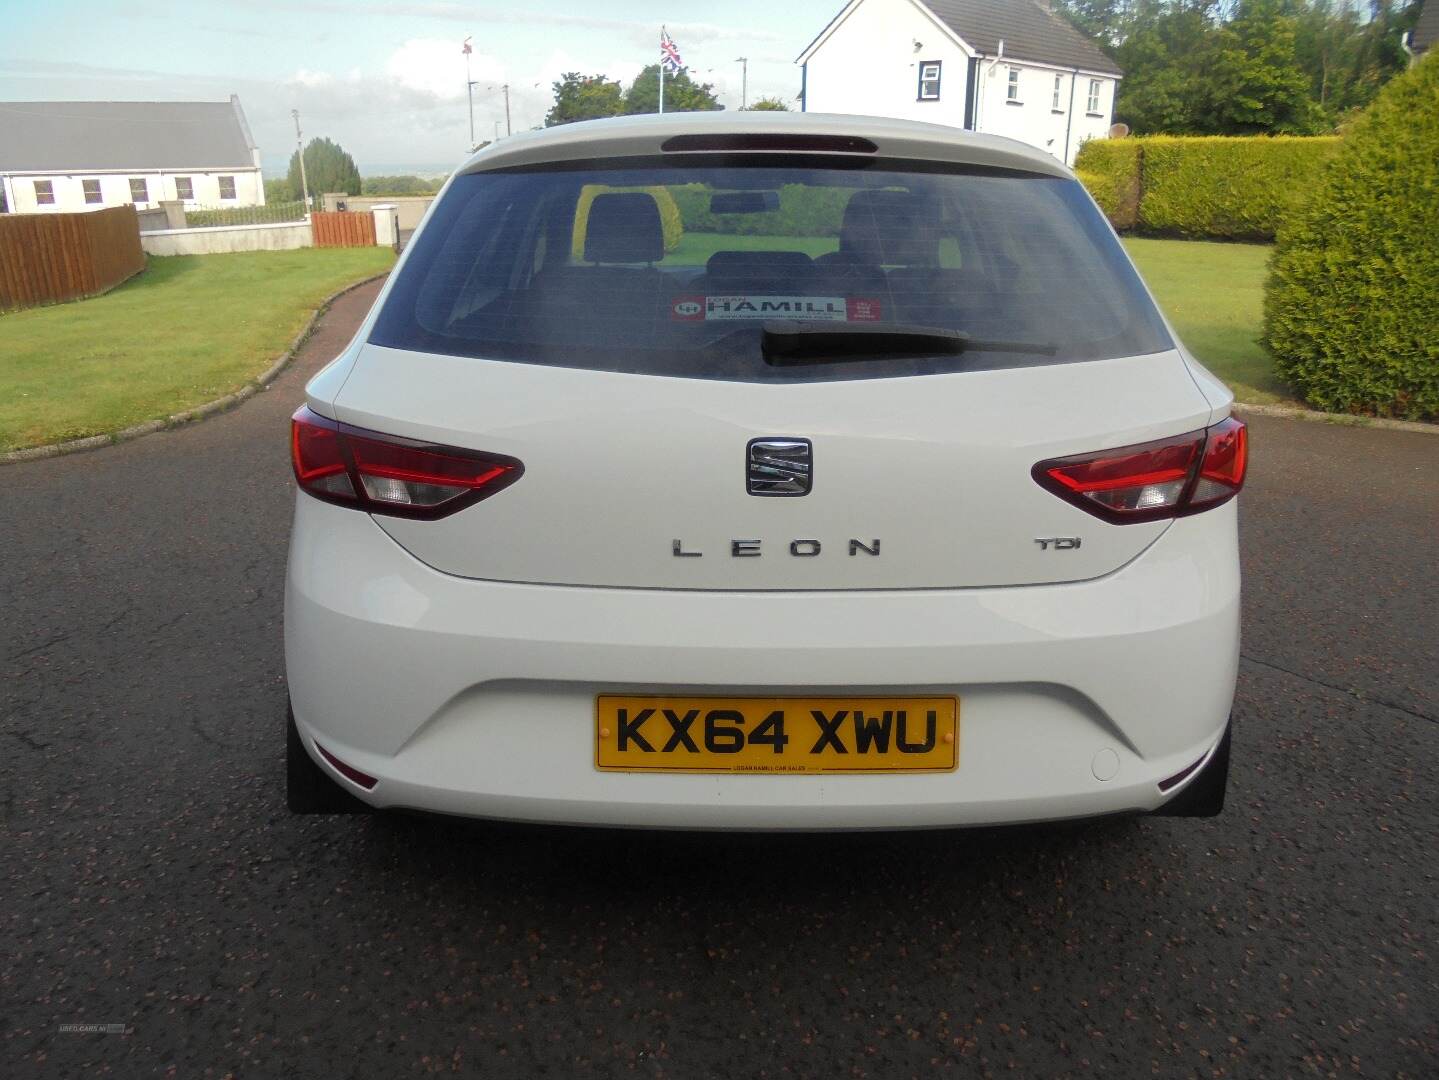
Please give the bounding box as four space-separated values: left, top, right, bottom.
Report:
314 741 378 790
291 406 523 520
1033 417 1247 524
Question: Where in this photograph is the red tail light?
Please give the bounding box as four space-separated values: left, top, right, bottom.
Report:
1033 417 1247 524
290 406 523 520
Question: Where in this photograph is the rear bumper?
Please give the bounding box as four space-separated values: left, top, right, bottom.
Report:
285 496 1240 829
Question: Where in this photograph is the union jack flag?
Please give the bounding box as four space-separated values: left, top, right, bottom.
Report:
660 29 683 74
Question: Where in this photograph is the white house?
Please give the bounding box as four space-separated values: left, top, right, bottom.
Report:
797 0 1122 165
0 96 265 215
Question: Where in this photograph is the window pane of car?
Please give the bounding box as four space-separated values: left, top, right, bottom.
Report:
370 160 1172 383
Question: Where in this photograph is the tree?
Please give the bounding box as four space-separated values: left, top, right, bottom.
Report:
545 73 624 126
622 64 723 114
1049 0 1131 44
741 96 791 111
1085 0 1418 136
1113 6 1216 133
286 137 361 201
1293 0 1414 124
1199 0 1326 134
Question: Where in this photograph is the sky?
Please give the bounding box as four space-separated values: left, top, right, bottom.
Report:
0 0 837 175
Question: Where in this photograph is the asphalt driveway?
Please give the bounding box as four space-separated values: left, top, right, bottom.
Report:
2 278 1436 1077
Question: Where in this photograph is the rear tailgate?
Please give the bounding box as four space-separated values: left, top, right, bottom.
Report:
329 343 1210 590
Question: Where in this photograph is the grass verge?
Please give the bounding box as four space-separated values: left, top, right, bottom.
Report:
0 247 394 453
1122 238 1288 405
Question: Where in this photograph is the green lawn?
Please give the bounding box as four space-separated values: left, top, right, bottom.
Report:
0 247 395 453
664 232 839 264
1123 237 1287 404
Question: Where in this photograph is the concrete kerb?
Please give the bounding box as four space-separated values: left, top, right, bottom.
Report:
1233 401 1438 436
1 273 388 466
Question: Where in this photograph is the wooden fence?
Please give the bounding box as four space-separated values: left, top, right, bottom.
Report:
311 211 376 248
0 205 146 312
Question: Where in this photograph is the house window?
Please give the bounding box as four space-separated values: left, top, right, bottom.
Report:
129 177 148 203
175 176 194 200
1053 74 1065 111
1087 79 1102 114
917 61 941 101
218 175 237 200
1006 67 1021 103
83 179 102 204
34 180 55 205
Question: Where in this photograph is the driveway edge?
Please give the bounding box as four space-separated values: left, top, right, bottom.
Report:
2 272 388 466
1233 401 1437 435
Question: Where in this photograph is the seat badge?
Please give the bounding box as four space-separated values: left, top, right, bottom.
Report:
747 438 812 497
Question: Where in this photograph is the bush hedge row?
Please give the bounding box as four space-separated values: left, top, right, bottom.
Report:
1264 53 1439 421
1075 135 1339 240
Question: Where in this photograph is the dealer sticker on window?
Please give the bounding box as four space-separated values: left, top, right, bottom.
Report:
671 295 883 323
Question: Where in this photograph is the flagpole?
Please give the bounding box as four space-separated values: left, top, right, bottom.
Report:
463 36 475 149
658 28 665 115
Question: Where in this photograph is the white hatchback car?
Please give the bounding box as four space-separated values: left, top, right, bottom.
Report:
285 112 1245 828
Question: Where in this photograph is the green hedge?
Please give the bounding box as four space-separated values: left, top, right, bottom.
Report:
1264 53 1439 421
1075 135 1339 240
185 201 308 227
1074 140 1141 230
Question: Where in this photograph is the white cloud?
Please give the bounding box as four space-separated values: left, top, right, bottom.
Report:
386 38 504 101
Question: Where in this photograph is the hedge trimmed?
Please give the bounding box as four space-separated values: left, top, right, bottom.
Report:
1139 136 1340 240
1264 53 1439 421
1075 135 1339 240
1073 140 1140 230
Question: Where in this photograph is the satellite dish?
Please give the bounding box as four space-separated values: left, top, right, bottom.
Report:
1109 123 1130 138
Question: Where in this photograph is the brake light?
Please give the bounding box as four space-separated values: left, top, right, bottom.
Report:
290 406 523 519
1033 417 1247 524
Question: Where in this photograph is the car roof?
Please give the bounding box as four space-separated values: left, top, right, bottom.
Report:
456 111 1072 179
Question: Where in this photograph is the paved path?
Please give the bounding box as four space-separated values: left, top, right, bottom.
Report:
3 281 1435 1077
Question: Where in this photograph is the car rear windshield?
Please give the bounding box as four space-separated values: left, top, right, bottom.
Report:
369 156 1173 382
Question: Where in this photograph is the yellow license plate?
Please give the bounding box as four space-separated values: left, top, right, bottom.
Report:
595 695 958 774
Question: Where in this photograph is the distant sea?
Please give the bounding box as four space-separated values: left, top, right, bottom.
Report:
260 160 455 179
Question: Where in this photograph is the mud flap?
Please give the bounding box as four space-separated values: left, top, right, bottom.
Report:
287 704 373 814
1151 722 1231 818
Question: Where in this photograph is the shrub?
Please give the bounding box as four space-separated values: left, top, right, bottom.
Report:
570 185 684 257
1137 135 1340 240
1074 134 1338 239
1264 53 1439 421
184 201 308 227
1074 140 1141 230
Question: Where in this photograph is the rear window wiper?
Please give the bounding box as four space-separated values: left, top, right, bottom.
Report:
761 320 1057 364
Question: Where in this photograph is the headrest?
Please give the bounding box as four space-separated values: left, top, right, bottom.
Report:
839 190 942 266
705 250 816 280
584 192 665 264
